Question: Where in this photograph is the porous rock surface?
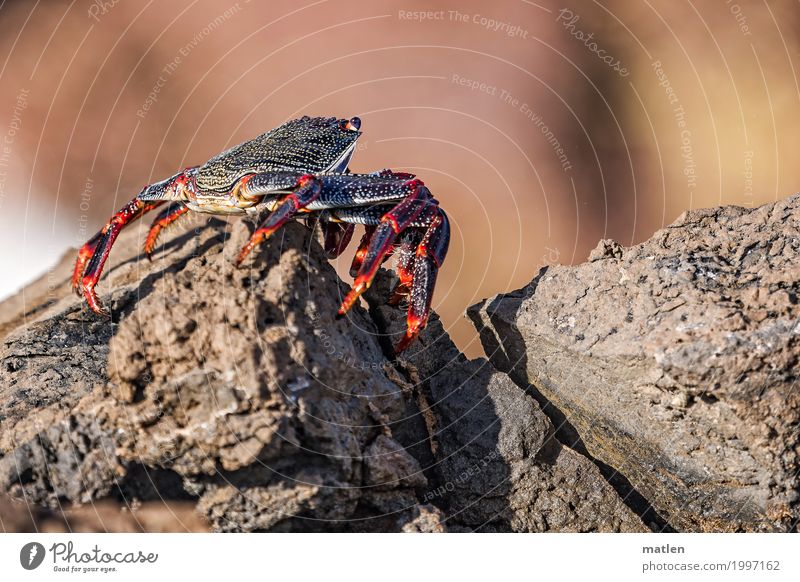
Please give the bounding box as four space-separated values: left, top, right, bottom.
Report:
0 214 643 532
470 195 800 532
366 277 645 532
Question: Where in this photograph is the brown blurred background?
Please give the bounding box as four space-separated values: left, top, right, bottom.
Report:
0 0 798 357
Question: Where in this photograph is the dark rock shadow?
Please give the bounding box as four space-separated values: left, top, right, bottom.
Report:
115 463 196 502
467 270 672 532
365 271 516 531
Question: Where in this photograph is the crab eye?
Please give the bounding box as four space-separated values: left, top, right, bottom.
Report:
344 117 361 131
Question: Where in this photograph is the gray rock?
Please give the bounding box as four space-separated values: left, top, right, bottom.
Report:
366 275 647 532
469 195 800 532
0 210 645 532
0 218 421 531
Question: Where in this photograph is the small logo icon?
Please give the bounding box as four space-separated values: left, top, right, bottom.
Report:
20 542 46 570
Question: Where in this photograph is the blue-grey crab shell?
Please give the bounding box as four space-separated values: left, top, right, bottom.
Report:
195 116 362 193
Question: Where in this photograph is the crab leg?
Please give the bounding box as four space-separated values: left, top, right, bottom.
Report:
233 170 412 265
320 219 355 259
144 202 190 260
72 229 106 292
331 202 448 351
337 184 431 315
388 229 424 305
235 174 322 265
74 197 164 315
345 225 400 278
394 209 450 352
349 225 376 276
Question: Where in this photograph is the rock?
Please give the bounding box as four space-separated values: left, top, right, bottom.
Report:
469 195 800 531
0 217 421 531
400 504 447 533
364 435 427 490
366 275 647 532
0 210 645 532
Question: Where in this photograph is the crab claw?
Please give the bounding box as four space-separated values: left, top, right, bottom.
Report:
322 221 355 259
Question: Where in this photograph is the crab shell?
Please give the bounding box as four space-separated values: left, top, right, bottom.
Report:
196 116 362 193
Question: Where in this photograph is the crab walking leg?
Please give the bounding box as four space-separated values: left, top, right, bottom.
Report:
349 225 376 277
77 197 165 315
321 219 355 259
346 225 397 279
73 199 166 294
144 202 190 260
394 209 450 352
235 174 322 265
72 229 106 293
337 185 432 315
388 228 424 306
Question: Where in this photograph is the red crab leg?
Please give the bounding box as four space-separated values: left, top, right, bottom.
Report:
388 229 423 306
72 229 105 293
394 208 450 352
144 202 190 260
349 226 376 277
321 220 355 259
76 197 164 315
338 183 431 315
235 174 322 266
348 227 397 276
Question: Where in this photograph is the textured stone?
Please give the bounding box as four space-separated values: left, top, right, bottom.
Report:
0 210 647 532
0 219 420 531
366 275 647 532
469 195 800 532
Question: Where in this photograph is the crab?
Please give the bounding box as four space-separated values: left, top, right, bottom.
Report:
72 115 450 352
